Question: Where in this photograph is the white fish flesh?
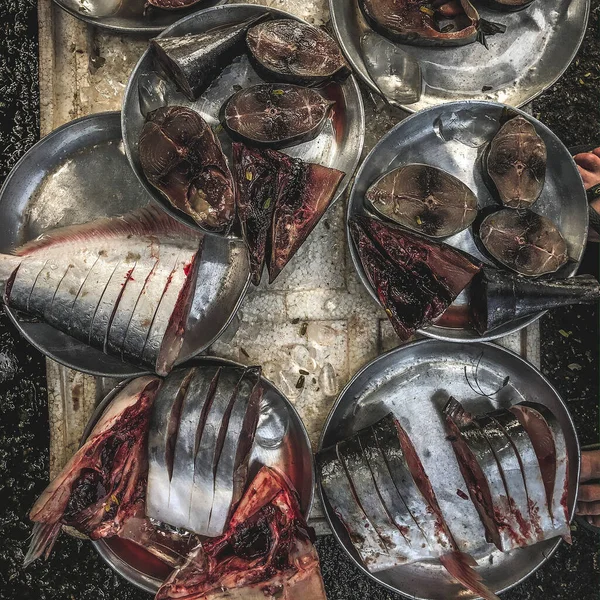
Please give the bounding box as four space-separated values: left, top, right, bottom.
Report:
0 206 202 375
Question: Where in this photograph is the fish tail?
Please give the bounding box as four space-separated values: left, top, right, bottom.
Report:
0 254 21 303
440 552 500 600
23 521 62 568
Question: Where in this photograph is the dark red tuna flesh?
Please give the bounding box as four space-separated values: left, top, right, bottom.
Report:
222 84 334 149
139 106 235 233
155 466 326 600
246 19 349 85
486 116 546 209
146 0 203 9
350 215 480 340
479 209 568 277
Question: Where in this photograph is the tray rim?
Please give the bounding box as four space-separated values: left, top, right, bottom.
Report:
345 99 589 343
317 337 581 600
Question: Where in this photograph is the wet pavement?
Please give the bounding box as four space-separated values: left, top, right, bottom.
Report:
0 0 599 598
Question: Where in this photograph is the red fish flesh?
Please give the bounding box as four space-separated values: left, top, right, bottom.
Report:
155 466 326 600
24 376 161 566
349 215 480 340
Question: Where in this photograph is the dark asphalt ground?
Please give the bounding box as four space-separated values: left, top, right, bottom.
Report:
0 1 599 599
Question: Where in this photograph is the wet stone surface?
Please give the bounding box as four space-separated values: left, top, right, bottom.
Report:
0 0 599 599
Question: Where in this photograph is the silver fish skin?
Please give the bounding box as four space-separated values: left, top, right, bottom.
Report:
207 367 263 537
509 403 571 541
475 414 535 547
0 206 202 375
317 446 396 572
338 436 415 565
146 368 195 524
490 409 555 541
358 427 435 561
167 367 221 531
190 368 245 536
371 415 452 556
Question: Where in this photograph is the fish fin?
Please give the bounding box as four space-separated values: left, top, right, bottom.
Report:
0 255 21 303
440 552 500 600
15 206 201 257
23 522 62 567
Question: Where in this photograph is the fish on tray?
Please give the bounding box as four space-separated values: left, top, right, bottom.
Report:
349 215 481 340
24 376 162 566
318 414 500 600
233 143 344 285
146 365 263 538
0 206 202 375
155 466 327 600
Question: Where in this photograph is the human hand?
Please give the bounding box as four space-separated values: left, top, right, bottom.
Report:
577 449 600 528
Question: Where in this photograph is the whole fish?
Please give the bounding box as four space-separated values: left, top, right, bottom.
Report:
24 376 161 567
156 466 327 600
0 206 202 375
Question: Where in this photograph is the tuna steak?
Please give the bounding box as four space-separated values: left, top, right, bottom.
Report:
139 106 235 233
155 466 327 600
366 164 478 238
359 0 504 47
24 376 161 566
151 16 269 101
349 215 480 340
479 209 568 277
0 207 202 376
246 19 350 85
485 116 546 209
232 143 278 285
222 84 334 150
509 403 571 541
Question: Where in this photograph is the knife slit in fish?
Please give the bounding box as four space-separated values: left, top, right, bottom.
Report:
45 263 73 321
64 255 101 332
101 263 137 354
25 258 49 312
87 258 125 345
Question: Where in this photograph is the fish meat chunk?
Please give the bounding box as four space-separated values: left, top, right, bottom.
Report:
155 466 327 600
25 376 161 566
0 206 203 375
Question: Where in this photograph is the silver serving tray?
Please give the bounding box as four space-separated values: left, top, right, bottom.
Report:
0 112 250 377
318 339 580 600
53 0 225 34
86 356 315 593
122 3 365 233
330 0 589 112
347 100 588 342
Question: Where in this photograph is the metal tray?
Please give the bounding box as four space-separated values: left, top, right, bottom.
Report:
347 100 588 342
318 339 580 600
122 3 365 233
330 0 590 112
53 0 225 34
85 356 315 593
0 112 250 377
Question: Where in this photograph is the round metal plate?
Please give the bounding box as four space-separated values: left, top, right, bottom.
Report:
347 100 588 342
0 112 250 377
87 356 315 593
122 3 365 233
53 0 225 34
330 0 590 112
319 339 580 600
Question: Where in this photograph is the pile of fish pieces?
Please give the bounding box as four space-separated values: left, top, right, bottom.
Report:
141 16 347 281
146 364 263 538
0 206 202 375
318 413 500 600
358 0 532 48
444 398 571 549
156 466 327 600
350 214 481 340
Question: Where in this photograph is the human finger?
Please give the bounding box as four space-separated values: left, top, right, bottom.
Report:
580 450 600 482
578 484 600 502
576 500 600 516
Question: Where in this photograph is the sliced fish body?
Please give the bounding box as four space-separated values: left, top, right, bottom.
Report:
147 368 195 524
338 436 414 565
2 255 46 308
475 415 536 547
207 367 263 537
190 368 245 536
509 403 570 540
317 446 396 572
357 427 434 562
490 409 555 541
371 415 451 555
168 367 221 530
